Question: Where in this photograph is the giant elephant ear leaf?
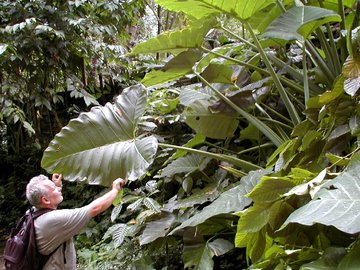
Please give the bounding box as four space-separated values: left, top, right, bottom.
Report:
264 6 341 41
41 85 158 186
283 161 360 234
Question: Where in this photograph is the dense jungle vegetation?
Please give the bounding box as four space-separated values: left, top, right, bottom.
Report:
1 0 360 269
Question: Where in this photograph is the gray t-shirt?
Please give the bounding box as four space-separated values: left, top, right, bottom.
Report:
34 207 91 270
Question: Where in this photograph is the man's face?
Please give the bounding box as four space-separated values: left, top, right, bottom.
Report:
42 179 63 209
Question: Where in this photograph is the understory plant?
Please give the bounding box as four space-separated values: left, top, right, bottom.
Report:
41 0 360 269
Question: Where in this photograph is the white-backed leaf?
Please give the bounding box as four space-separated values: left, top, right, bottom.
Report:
104 223 127 248
283 162 360 234
111 204 123 222
143 197 161 213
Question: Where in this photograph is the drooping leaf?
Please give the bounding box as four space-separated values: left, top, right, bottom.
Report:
41 85 158 186
139 213 176 245
170 169 270 234
264 6 341 41
283 161 360 234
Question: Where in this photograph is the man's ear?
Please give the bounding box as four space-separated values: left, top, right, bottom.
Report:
40 196 50 206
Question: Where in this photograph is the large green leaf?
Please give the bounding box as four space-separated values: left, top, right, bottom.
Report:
41 85 158 186
264 6 341 41
183 99 239 139
141 49 203 87
170 169 270 234
155 0 276 20
283 161 360 234
131 17 215 55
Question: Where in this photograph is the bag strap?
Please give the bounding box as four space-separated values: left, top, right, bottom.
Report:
30 208 64 269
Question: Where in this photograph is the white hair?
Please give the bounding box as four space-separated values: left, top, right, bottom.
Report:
26 174 50 207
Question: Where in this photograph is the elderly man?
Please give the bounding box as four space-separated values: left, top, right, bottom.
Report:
26 174 125 269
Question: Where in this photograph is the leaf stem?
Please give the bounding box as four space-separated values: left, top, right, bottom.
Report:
158 143 262 171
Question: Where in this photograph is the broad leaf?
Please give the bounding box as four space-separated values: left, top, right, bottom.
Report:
183 99 239 139
264 6 341 41
139 213 176 245
170 169 270 233
283 161 360 234
160 153 211 178
131 17 215 55
183 242 213 270
41 85 158 186
155 0 276 20
142 50 202 87
236 204 270 233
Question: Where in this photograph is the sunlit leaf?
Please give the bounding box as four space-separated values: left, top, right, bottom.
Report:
283 161 360 234
155 0 276 20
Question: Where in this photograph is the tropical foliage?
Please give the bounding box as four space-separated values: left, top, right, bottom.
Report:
3 0 360 269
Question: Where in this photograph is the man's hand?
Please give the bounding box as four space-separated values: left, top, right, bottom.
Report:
112 178 126 192
52 173 63 187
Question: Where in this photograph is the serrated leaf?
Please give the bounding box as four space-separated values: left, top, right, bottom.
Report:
139 213 176 245
170 169 270 234
41 85 158 185
283 162 360 234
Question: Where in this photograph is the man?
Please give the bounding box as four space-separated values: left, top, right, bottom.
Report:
26 173 125 269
